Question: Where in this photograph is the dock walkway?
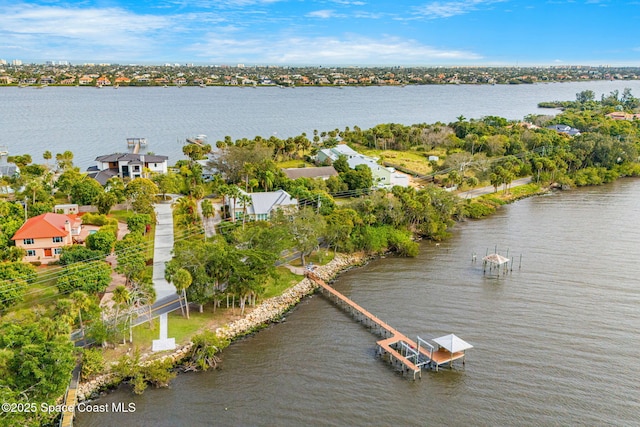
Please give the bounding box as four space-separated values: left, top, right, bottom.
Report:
59 364 81 427
306 272 468 378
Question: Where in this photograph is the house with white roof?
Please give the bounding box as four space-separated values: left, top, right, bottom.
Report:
316 144 409 188
227 189 298 221
316 144 361 164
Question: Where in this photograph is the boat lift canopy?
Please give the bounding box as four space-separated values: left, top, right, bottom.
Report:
433 334 473 353
482 253 510 266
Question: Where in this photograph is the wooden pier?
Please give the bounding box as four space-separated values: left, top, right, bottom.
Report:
59 364 81 427
306 272 471 379
127 137 147 154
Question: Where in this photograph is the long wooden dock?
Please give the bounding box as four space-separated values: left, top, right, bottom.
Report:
59 364 81 427
306 272 469 379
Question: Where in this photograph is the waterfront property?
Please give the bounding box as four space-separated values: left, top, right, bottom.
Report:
307 271 471 378
87 152 169 185
315 144 409 188
11 212 81 264
282 166 338 181
226 189 298 221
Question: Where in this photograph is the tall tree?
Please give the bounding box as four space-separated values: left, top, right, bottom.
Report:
288 207 326 266
169 268 193 319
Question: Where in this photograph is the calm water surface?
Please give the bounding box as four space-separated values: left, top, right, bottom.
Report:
2 80 640 169
77 179 640 427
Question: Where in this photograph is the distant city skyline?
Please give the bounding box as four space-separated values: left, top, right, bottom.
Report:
0 0 637 67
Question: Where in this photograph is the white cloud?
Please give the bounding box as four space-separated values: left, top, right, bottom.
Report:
331 0 367 5
413 0 507 19
306 9 344 19
191 34 482 64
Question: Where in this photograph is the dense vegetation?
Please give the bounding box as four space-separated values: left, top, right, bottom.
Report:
1 88 639 425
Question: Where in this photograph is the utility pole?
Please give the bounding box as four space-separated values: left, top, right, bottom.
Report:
23 196 27 222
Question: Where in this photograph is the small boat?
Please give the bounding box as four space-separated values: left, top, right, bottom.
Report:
0 146 8 156
114 84 119 89
199 83 206 88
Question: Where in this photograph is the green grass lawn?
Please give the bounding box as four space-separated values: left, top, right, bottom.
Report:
108 210 133 223
276 159 314 169
130 310 213 349
11 266 61 311
262 266 303 299
288 250 334 267
352 144 438 175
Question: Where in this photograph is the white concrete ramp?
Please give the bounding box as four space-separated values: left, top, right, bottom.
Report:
152 198 177 300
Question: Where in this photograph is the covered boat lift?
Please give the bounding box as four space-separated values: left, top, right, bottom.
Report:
431 333 474 370
483 253 510 275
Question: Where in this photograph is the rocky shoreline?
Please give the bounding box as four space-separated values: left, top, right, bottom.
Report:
77 252 366 401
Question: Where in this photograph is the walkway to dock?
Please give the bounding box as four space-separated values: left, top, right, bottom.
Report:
59 364 81 427
306 271 469 379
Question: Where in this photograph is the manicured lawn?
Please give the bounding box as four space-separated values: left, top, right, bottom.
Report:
288 250 334 267
108 210 133 223
11 266 61 311
276 159 314 169
262 266 303 299
352 144 438 175
127 310 213 349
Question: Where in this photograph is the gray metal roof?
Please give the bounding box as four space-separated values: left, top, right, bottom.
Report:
282 166 338 180
236 189 297 216
95 153 168 163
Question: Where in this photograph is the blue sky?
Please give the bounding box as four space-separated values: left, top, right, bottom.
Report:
0 0 638 66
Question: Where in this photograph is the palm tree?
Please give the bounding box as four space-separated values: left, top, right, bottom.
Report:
238 193 252 229
70 291 93 339
170 268 192 319
226 185 242 222
112 285 131 344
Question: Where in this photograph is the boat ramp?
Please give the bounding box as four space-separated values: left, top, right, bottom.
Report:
306 271 472 379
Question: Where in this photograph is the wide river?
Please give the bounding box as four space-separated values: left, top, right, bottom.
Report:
77 178 640 426
2 80 640 170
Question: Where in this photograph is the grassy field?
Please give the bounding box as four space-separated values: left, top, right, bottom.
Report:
262 266 303 299
11 267 61 311
276 159 315 169
352 144 442 175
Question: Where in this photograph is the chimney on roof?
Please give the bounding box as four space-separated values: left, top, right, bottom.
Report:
64 219 71 233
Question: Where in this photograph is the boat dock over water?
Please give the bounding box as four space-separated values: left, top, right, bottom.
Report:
306 271 472 379
127 138 147 154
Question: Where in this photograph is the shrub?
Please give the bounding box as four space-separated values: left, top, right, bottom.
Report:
81 348 105 380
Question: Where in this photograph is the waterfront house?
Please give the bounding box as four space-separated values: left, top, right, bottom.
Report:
12 213 81 264
96 76 111 86
316 144 361 164
226 189 298 221
115 76 131 85
346 155 409 188
0 164 18 178
87 153 169 185
546 124 581 136
78 76 93 85
315 145 409 188
606 112 640 120
282 166 338 181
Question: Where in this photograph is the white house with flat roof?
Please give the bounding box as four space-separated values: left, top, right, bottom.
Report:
87 153 169 185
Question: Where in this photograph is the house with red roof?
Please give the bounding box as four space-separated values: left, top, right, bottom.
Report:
11 213 82 264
